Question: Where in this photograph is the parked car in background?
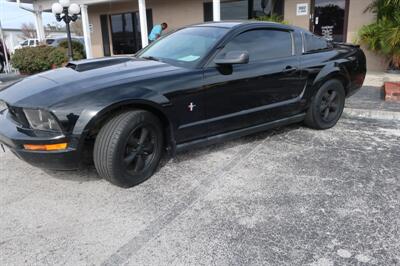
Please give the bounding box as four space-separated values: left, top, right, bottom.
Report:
46 37 85 47
0 39 10 73
14 39 39 50
0 21 366 187
13 37 84 51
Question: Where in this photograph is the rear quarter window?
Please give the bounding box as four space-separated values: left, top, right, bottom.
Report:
304 33 330 53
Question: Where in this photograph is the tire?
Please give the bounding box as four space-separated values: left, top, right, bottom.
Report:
304 79 345 129
94 110 163 187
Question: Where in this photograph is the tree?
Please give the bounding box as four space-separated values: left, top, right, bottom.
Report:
365 0 400 20
20 22 37 39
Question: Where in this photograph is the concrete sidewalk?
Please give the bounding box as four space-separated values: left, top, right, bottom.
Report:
343 72 400 121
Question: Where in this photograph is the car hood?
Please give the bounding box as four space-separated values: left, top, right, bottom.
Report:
0 57 183 108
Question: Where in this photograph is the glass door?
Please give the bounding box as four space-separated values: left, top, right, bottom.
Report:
104 10 153 55
311 0 349 42
110 13 137 55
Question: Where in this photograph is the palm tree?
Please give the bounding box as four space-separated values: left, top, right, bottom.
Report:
365 0 400 20
358 0 400 70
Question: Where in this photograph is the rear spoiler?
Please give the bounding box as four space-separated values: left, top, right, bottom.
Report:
333 42 360 48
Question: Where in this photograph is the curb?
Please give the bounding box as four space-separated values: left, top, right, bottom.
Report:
343 108 400 121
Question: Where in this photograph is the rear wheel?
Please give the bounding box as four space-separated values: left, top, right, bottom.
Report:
305 79 345 129
94 110 163 187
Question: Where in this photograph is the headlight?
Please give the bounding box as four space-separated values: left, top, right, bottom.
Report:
0 100 7 112
23 108 62 132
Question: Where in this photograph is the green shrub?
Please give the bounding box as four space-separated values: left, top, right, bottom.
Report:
58 40 86 60
49 48 69 67
358 0 400 69
11 46 68 75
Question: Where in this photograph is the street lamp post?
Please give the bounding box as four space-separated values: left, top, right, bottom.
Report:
51 0 80 61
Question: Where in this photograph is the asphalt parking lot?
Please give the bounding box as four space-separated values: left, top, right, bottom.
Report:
1 113 399 265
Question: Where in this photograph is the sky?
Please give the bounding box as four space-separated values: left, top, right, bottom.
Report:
0 0 59 29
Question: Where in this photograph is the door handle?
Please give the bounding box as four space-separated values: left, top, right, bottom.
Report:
282 66 297 74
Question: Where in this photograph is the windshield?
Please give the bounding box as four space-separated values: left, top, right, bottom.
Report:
137 26 228 67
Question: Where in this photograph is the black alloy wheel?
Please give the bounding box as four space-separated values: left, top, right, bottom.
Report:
305 79 345 129
320 89 340 122
123 126 157 174
94 110 163 187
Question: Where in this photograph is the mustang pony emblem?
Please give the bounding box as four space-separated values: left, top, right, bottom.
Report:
188 102 196 112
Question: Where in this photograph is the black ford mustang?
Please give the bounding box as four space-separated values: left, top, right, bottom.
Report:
0 21 366 187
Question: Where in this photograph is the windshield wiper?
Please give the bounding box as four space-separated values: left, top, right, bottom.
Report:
141 56 160 62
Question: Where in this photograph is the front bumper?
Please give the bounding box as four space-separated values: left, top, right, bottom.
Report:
0 109 80 170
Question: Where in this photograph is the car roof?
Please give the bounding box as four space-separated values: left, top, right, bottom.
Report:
193 20 294 31
195 21 244 28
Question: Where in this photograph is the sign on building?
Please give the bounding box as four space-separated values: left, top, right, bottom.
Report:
321 26 334 41
296 3 308 16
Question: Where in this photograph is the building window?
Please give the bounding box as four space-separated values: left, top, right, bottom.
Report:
110 13 136 55
251 0 284 18
204 0 284 21
221 0 249 20
311 0 348 42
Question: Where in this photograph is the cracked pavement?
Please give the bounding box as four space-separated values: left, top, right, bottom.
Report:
1 115 399 266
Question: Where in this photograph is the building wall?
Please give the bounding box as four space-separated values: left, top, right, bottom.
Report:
284 0 384 71
88 0 204 57
284 0 311 30
347 0 386 71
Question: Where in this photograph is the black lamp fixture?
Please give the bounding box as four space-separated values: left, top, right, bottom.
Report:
52 0 81 61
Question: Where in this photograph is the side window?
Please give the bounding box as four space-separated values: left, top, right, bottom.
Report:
304 33 329 53
218 29 293 62
29 40 34 46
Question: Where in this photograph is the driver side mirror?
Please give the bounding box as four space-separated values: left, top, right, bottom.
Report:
214 51 249 65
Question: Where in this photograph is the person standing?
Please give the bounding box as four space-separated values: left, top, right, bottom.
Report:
148 22 168 43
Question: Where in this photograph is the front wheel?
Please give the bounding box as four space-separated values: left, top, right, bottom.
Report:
305 79 345 129
94 110 163 187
